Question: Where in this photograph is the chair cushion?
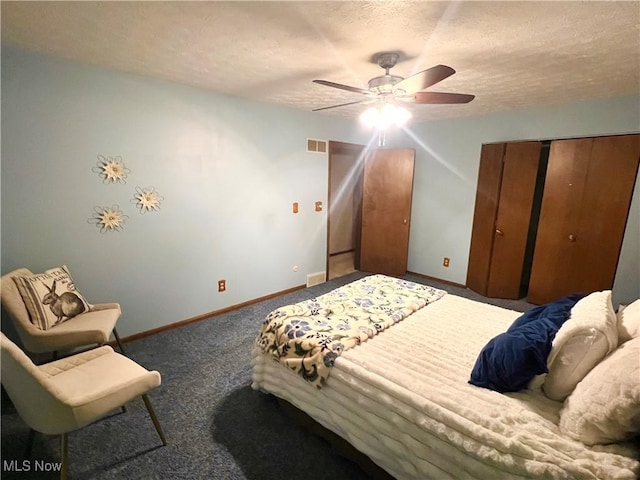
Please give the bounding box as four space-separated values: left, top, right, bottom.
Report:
40 346 161 429
12 265 91 330
31 305 122 351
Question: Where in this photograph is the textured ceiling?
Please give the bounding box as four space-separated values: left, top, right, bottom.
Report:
2 1 640 122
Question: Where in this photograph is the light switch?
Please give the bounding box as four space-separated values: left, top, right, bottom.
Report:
293 202 299 214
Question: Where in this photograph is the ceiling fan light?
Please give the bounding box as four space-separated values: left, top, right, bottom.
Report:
376 111 394 130
360 107 379 127
380 103 396 116
360 103 412 130
393 106 412 126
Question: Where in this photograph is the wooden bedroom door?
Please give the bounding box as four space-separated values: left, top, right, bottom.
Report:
359 148 415 276
467 141 542 298
527 134 640 304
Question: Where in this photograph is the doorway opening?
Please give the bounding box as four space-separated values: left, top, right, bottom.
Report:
326 141 365 280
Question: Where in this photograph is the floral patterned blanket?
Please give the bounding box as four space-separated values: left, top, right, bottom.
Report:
255 274 446 388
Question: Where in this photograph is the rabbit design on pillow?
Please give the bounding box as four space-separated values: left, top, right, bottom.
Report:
42 280 86 324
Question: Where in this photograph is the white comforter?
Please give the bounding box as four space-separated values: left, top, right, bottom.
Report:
251 294 640 480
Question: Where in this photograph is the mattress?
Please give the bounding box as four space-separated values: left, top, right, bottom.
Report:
251 291 640 480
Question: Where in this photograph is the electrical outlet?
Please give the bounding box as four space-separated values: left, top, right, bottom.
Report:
218 279 226 292
443 257 450 267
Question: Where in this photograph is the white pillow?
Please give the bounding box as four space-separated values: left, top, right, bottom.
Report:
616 299 640 344
542 290 618 401
559 336 640 445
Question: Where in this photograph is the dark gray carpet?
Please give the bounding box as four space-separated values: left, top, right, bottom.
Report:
1 272 534 479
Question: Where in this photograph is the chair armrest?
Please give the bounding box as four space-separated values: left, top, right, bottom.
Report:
89 303 121 314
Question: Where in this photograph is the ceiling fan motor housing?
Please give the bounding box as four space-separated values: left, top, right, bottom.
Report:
368 75 404 94
376 52 400 70
368 52 404 94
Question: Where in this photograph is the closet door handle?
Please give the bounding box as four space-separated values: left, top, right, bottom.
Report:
495 229 504 236
568 234 576 242
403 219 407 225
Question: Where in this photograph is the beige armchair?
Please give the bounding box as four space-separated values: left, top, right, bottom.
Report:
1 268 125 357
0 332 166 480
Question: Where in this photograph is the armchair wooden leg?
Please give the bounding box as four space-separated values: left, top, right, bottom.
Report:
112 328 127 355
60 433 68 480
25 428 36 458
141 394 167 446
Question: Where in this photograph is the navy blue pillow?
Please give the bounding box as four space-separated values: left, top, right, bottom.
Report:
469 293 584 393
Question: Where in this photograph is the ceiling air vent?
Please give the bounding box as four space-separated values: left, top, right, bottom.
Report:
307 139 327 153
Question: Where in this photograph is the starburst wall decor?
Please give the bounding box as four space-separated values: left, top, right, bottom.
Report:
88 205 129 233
88 154 166 233
92 155 131 184
132 186 164 214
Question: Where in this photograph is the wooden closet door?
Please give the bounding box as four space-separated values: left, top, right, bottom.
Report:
486 142 541 298
360 148 415 276
467 142 541 298
527 134 640 304
570 135 640 294
467 143 504 295
527 139 591 304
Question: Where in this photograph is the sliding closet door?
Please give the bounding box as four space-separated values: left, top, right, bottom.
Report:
360 148 415 276
528 134 640 304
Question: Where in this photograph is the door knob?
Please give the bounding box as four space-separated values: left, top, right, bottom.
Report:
495 229 504 236
568 234 576 242
403 219 407 225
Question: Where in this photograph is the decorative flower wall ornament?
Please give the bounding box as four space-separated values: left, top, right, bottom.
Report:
92 155 131 184
88 205 129 233
132 186 164 214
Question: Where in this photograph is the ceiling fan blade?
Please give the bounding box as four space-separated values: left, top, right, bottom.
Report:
312 99 372 112
313 79 371 95
393 65 456 95
412 92 475 104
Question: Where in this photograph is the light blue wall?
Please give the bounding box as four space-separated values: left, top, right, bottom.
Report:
2 48 639 339
1 48 370 336
385 96 640 305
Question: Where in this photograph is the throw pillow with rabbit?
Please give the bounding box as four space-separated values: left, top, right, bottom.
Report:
13 265 92 330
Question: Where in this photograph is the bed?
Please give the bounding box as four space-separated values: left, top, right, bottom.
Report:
251 274 640 480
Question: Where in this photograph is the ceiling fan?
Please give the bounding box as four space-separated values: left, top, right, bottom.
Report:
312 52 475 112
